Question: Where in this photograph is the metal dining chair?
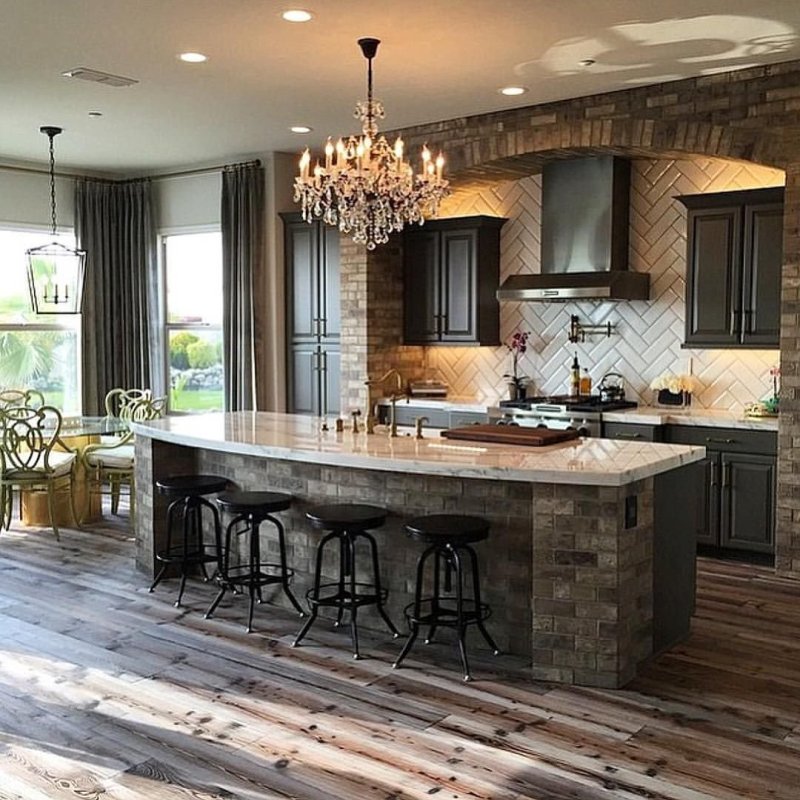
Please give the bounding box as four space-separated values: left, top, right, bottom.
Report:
79 395 166 524
0 388 46 409
0 404 78 539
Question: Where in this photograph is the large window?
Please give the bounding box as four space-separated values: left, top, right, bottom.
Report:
0 229 81 413
163 232 223 413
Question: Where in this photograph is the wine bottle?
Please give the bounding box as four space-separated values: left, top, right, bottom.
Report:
570 353 581 396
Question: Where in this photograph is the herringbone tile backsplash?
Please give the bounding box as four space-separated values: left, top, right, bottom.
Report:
416 157 783 409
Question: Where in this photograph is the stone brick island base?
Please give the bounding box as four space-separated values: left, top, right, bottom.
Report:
135 434 661 689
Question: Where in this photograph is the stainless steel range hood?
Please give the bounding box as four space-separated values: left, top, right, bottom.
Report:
497 156 649 301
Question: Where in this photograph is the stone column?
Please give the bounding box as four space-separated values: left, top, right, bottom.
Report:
777 161 800 575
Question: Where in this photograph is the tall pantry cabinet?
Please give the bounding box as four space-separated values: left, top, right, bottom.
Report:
282 213 341 416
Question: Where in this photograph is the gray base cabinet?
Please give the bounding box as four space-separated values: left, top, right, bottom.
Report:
665 425 776 556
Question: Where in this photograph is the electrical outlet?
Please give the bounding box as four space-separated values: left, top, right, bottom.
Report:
625 494 638 529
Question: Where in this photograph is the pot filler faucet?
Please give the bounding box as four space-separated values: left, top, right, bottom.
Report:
364 369 406 436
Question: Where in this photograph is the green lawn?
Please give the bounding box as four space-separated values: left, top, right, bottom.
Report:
169 388 223 413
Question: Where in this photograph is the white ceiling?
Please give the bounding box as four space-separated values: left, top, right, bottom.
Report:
3 1 800 175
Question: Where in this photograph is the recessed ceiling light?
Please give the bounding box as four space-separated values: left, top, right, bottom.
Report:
290 125 313 134
178 52 208 63
282 9 313 23
579 58 596 67
499 86 527 96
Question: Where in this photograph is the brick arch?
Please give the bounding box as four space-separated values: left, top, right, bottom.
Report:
440 118 782 191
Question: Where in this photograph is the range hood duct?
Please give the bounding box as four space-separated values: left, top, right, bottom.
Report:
497 156 649 301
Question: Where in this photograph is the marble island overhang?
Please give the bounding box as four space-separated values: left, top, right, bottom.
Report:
131 411 704 487
132 412 704 688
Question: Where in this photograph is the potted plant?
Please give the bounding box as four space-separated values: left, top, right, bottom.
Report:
503 331 531 400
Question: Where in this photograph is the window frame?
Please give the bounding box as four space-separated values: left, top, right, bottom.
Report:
159 226 224 414
0 224 83 414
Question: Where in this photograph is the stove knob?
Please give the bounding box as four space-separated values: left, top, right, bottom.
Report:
507 421 520 427
536 424 547 429
495 419 506 426
577 427 590 437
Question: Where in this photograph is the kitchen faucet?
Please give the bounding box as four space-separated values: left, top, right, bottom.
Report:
364 369 407 436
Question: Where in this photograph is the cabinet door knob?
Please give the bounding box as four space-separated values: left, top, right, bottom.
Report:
709 460 717 487
616 432 643 439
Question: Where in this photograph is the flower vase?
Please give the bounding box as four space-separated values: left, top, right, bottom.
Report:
656 388 691 407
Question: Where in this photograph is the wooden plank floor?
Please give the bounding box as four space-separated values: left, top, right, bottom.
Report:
1 512 800 799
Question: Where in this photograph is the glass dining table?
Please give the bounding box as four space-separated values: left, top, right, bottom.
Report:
22 415 131 527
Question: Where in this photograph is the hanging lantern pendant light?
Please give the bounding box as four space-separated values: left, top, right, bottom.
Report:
26 125 86 314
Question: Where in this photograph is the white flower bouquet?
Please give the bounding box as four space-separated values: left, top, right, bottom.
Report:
649 373 696 406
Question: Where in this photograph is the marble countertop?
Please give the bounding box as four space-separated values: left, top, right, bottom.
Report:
132 411 704 487
602 406 779 431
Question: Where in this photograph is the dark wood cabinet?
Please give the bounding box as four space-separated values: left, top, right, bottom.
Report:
602 421 663 442
665 425 776 556
678 187 783 348
282 213 341 416
403 215 506 345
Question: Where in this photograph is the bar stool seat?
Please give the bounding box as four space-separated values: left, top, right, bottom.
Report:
394 513 500 681
148 474 229 607
293 503 399 659
204 490 304 631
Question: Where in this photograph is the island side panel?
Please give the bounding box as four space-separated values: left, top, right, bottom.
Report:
531 480 654 688
191 447 535 657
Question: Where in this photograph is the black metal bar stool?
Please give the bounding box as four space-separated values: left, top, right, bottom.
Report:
204 490 305 632
148 474 229 607
393 513 500 681
293 503 399 659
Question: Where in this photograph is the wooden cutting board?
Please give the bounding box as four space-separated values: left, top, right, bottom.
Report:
441 424 580 447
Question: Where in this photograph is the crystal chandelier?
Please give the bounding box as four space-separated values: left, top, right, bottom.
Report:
26 126 86 314
294 38 450 250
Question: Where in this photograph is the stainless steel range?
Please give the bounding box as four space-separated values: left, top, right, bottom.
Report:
488 396 637 437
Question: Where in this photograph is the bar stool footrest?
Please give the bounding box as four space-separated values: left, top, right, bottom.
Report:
223 562 294 588
403 598 492 628
306 582 388 609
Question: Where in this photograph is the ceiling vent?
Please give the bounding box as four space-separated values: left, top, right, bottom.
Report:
61 67 138 88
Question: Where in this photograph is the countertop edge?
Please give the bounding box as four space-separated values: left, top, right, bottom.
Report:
132 417 706 487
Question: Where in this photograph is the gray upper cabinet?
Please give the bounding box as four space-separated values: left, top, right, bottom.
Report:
282 213 341 416
678 187 783 348
403 215 506 346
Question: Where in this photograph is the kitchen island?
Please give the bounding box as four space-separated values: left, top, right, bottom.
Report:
132 411 704 688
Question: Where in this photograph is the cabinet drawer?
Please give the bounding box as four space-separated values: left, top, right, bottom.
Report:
602 422 663 442
449 411 488 427
666 425 776 455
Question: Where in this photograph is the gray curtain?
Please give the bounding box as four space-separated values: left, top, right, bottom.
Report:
221 162 264 411
75 179 156 415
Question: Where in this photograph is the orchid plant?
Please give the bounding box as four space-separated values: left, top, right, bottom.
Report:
503 331 530 393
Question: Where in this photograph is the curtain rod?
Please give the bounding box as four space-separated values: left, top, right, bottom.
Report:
145 159 262 182
0 158 262 182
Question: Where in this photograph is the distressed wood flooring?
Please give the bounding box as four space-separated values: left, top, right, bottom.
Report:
1 510 799 799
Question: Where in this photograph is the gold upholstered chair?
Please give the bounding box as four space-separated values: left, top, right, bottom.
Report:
0 404 77 539
80 395 166 524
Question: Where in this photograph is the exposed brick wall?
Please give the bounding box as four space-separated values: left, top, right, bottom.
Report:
777 163 800 575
